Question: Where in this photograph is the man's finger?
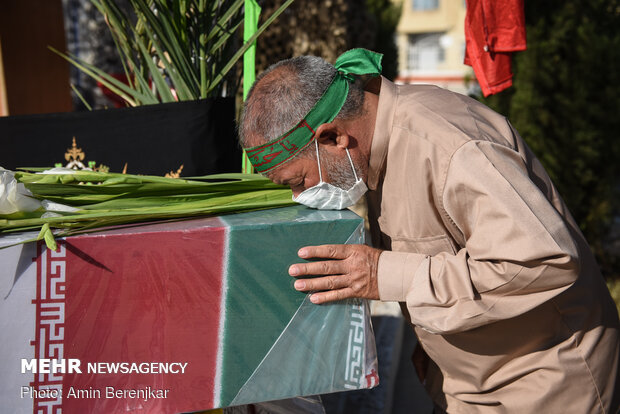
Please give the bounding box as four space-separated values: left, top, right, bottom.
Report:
298 244 352 260
289 259 346 277
309 288 355 304
293 275 347 292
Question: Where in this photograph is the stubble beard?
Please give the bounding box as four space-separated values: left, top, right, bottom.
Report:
320 148 360 190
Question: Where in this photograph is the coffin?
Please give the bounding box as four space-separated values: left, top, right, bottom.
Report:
0 206 378 413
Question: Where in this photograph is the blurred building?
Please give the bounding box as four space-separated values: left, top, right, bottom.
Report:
395 0 476 95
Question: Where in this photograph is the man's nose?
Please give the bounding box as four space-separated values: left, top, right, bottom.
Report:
291 187 303 198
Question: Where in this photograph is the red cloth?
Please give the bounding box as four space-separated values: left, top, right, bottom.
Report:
464 0 526 96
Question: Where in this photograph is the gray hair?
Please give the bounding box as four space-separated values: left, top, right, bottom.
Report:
239 55 365 149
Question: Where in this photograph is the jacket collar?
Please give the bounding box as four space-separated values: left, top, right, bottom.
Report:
367 77 398 191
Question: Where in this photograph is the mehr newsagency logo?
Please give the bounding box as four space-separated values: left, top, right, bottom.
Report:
20 358 188 401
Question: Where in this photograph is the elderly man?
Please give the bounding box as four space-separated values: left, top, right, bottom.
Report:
238 49 620 413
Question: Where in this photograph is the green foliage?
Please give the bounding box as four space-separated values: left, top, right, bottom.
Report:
1 171 295 249
365 0 402 81
607 278 620 317
482 0 620 277
51 0 294 105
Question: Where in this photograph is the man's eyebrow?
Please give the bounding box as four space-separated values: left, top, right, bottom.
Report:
265 171 280 182
280 177 296 185
265 171 289 185
278 175 302 187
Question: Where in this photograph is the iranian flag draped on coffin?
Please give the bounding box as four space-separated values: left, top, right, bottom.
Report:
0 205 379 413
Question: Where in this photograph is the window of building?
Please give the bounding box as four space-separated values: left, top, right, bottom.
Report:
407 32 445 71
412 0 439 11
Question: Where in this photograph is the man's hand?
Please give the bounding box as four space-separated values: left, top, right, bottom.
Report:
288 244 382 304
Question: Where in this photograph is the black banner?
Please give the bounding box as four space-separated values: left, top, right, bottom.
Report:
0 98 240 176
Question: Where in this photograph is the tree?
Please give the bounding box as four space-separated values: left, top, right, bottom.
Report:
366 0 402 81
482 0 620 277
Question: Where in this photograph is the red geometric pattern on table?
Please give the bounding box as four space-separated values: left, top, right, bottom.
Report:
31 242 66 414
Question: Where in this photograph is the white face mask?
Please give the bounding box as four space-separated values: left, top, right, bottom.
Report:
293 140 368 210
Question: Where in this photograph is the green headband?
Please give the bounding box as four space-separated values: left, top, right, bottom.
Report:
246 48 383 173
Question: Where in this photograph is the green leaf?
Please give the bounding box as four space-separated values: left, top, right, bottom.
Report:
37 223 58 251
70 84 93 110
131 0 199 92
49 46 157 106
3 172 295 239
135 40 176 102
55 0 294 102
205 0 244 44
142 24 195 100
208 0 295 93
92 0 140 88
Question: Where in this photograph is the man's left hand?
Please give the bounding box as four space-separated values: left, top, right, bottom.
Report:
288 244 382 304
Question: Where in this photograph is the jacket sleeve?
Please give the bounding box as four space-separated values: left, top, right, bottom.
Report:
377 140 580 334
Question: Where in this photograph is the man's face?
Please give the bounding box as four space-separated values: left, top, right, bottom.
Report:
267 156 321 198
266 145 360 197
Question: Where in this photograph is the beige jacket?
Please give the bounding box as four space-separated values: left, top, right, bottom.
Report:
367 78 620 413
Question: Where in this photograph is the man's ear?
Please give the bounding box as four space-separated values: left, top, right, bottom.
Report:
314 122 350 149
